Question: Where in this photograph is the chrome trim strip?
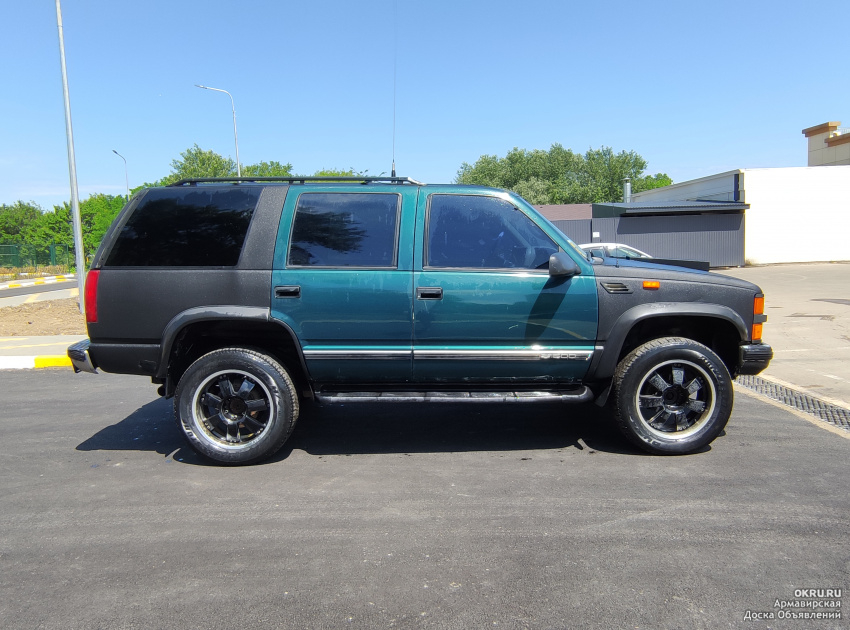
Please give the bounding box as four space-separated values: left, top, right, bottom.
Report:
304 348 595 362
415 349 594 361
303 349 411 360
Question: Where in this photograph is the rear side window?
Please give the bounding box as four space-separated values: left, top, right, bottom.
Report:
287 193 400 267
104 187 261 266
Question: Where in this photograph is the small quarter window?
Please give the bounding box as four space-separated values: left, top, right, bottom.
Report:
288 193 400 267
426 195 558 269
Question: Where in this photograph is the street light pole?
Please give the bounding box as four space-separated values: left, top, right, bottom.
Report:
195 84 241 176
112 150 129 201
55 0 86 316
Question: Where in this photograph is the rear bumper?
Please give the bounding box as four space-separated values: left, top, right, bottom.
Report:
738 342 773 376
67 338 97 374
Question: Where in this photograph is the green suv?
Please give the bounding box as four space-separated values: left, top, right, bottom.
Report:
69 176 772 464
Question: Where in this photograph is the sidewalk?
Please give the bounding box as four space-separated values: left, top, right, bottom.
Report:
0 335 86 370
0 274 76 290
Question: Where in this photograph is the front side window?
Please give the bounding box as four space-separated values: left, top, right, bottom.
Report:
426 195 558 269
288 193 400 268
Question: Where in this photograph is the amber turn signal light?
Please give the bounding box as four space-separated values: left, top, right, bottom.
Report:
642 280 660 290
752 323 763 341
754 296 764 315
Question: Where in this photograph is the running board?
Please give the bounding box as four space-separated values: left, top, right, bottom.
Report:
315 387 593 404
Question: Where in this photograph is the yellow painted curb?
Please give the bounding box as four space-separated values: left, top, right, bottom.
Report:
56 277 67 282
34 356 73 368
34 279 45 285
8 283 21 288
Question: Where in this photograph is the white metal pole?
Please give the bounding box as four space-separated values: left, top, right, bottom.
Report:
195 84 241 176
55 0 86 315
113 150 129 201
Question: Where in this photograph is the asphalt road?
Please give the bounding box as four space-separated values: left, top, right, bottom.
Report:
1 370 847 629
0 280 78 298
0 280 79 308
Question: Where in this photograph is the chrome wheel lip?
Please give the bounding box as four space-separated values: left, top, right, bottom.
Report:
634 359 716 440
191 369 275 451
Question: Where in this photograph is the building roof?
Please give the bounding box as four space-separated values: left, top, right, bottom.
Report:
802 121 841 137
593 200 749 217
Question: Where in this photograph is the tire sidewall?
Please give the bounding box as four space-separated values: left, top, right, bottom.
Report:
615 339 733 454
175 349 296 465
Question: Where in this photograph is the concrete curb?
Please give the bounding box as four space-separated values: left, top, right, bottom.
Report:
0 274 76 291
0 355 72 370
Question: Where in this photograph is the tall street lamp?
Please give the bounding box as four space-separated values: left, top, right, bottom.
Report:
55 0 86 314
195 84 241 176
112 150 129 201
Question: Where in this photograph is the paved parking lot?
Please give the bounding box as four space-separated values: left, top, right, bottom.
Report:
1 370 847 629
721 262 850 408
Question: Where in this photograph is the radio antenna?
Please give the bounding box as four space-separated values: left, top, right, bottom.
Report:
391 0 397 178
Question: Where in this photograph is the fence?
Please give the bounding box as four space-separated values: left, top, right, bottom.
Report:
0 243 72 269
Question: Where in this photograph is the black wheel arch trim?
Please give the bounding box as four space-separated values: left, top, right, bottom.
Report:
587 302 749 381
156 306 310 384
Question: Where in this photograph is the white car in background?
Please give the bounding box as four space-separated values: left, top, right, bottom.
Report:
579 243 653 260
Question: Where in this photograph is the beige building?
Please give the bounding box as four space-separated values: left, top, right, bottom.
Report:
632 121 850 265
803 121 850 166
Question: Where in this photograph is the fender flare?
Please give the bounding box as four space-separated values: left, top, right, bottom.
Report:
588 302 748 381
156 306 306 380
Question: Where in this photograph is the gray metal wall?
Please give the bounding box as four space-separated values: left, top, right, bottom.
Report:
551 219 592 245
552 214 745 268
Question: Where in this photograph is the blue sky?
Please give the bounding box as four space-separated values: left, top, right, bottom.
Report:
1 0 847 210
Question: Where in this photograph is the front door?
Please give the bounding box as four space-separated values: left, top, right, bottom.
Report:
412 191 597 384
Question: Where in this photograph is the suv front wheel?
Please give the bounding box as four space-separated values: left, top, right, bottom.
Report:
174 348 299 465
612 337 733 455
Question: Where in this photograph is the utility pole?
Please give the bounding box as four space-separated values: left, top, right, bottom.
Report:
55 0 86 315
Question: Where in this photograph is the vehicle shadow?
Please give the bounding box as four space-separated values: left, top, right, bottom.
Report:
270 400 647 462
75 397 206 466
76 397 670 465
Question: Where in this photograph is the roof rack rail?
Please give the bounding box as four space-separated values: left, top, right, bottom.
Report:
169 176 425 187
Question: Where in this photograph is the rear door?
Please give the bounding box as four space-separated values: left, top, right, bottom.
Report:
271 185 417 384
412 189 598 384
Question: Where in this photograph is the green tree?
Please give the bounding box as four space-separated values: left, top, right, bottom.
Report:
170 144 237 181
0 201 43 243
80 194 126 254
22 205 73 250
137 144 239 189
242 160 293 177
456 144 672 204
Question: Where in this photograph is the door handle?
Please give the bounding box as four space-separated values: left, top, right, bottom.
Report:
275 285 301 298
417 287 443 300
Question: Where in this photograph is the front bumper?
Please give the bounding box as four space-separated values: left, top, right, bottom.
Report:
68 338 97 374
737 342 773 376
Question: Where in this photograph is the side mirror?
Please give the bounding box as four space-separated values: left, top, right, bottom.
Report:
549 252 580 278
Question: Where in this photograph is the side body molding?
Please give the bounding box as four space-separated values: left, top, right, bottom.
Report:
589 302 749 381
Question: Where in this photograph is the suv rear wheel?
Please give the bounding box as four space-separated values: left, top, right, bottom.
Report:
612 337 733 455
174 348 299 465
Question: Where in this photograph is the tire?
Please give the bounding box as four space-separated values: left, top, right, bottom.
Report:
174 348 299 465
612 337 733 455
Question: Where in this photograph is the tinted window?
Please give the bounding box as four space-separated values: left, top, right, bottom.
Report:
104 187 261 266
427 195 558 269
288 193 399 267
